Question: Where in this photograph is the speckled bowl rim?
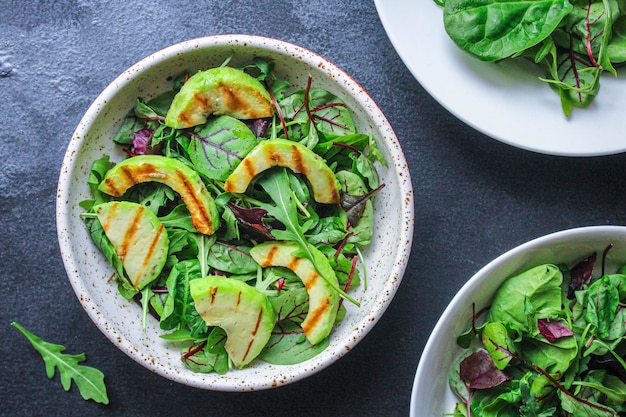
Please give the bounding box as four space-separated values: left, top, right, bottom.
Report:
56 34 414 391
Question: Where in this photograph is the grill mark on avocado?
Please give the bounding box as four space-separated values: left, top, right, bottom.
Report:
242 309 264 363
209 286 218 304
135 223 165 287
99 200 117 232
235 290 242 313
241 157 256 183
287 256 302 273
302 297 331 335
261 245 279 267
179 92 212 126
304 271 320 291
118 205 144 262
219 84 244 115
175 169 213 234
290 144 306 175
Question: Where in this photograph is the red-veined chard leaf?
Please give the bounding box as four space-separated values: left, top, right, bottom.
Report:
271 287 309 323
584 275 620 339
181 328 229 374
481 321 514 370
277 87 356 141
258 320 329 365
187 115 259 181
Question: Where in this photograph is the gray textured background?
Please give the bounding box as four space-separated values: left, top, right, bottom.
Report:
2 1 626 416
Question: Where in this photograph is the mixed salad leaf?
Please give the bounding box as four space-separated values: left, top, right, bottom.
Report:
12 322 109 404
449 248 626 416
435 0 626 115
79 58 385 373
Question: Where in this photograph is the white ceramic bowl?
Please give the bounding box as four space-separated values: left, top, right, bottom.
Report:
56 35 413 391
410 225 626 416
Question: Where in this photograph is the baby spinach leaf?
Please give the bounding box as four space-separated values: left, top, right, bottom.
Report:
206 241 258 274
188 115 258 181
488 264 564 334
607 15 626 62
12 322 108 405
79 155 112 211
160 260 205 334
443 0 574 61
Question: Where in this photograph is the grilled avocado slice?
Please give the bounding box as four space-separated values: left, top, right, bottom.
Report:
98 155 220 235
94 201 169 290
249 241 340 345
224 138 340 204
190 276 276 368
164 66 274 129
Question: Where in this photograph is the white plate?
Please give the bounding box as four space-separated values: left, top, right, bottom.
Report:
375 0 626 157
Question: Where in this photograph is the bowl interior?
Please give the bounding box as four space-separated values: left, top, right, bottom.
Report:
410 225 626 416
57 35 413 391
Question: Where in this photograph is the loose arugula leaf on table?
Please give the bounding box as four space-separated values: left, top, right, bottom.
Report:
12 322 108 405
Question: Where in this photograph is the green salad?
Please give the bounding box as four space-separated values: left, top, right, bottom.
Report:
449 248 626 416
80 57 386 373
435 0 626 116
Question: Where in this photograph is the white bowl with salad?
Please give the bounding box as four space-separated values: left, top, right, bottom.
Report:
411 225 626 416
56 35 413 391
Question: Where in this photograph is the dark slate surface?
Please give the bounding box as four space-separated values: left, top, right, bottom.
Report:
1 1 626 416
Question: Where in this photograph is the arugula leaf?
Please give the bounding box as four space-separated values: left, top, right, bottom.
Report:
12 322 109 405
257 168 358 305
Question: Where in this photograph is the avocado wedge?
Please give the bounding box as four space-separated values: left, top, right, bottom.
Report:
94 201 169 290
224 138 340 204
249 241 340 345
98 155 220 235
165 66 274 129
190 276 276 368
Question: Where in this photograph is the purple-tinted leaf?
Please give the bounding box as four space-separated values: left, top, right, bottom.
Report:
537 318 574 343
568 252 596 298
340 184 384 227
226 202 273 239
459 348 511 389
132 128 154 155
244 118 270 138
